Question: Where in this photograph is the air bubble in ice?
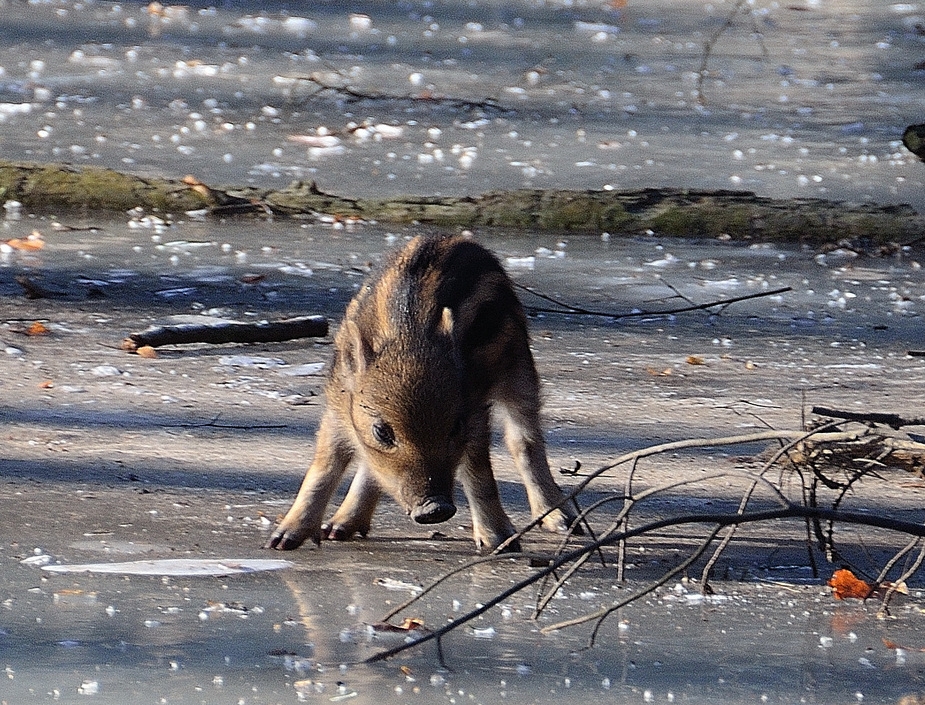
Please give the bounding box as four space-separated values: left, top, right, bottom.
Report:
349 14 372 31
77 680 99 695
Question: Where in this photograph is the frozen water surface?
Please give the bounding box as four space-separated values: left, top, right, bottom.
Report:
0 0 922 208
2 215 925 703
2 1 925 703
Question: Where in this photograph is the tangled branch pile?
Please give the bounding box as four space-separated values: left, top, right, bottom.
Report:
364 408 925 663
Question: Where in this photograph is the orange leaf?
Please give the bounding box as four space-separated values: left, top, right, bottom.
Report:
27 321 49 336
6 234 44 251
883 636 925 653
39 380 54 389
828 568 873 600
685 355 705 365
136 345 158 359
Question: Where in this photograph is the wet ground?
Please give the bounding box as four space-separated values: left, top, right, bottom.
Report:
2 215 925 703
3 0 925 702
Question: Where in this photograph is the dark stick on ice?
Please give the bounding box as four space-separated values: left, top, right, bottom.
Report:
121 315 328 351
811 406 925 429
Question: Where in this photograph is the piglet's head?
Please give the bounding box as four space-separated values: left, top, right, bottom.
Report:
341 308 467 524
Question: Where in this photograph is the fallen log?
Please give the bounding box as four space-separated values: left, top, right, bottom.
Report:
121 315 328 352
2 159 923 244
903 123 925 162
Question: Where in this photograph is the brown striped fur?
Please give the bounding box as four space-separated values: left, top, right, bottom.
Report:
265 235 577 553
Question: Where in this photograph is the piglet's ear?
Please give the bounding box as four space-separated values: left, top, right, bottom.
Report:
342 318 374 377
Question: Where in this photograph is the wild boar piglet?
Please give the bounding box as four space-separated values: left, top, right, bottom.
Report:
265 234 578 553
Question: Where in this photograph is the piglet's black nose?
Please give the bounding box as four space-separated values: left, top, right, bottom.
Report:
410 496 456 524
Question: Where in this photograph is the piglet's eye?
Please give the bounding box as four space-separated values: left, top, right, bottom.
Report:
372 421 396 448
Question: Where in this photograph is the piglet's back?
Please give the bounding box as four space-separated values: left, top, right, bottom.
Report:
340 235 529 375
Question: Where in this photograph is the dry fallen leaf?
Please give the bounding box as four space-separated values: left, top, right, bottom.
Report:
27 321 49 336
883 637 925 653
828 568 873 600
182 174 212 198
368 617 427 634
136 345 158 359
686 355 705 365
646 367 673 376
6 232 45 251
39 380 54 389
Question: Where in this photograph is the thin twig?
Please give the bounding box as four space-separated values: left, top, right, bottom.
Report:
700 420 846 588
879 541 925 616
583 528 723 644
290 71 511 115
695 0 767 105
514 282 792 320
533 472 738 619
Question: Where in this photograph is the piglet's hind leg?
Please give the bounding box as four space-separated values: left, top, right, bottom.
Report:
322 464 381 540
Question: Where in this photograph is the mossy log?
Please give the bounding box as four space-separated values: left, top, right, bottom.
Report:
903 123 925 162
1 159 922 244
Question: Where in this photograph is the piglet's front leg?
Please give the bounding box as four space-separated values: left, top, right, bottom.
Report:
265 414 352 550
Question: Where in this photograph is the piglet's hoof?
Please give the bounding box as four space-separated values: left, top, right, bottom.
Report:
321 522 368 541
410 496 457 524
264 529 312 551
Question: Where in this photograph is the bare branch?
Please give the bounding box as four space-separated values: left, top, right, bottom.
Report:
286 70 511 115
565 528 722 642
363 503 925 663
514 282 792 320
695 0 768 105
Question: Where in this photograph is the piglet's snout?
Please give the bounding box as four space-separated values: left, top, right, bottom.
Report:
410 496 457 524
